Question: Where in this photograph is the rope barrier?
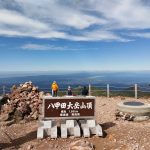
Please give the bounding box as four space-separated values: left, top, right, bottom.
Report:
1 84 150 97
91 85 107 88
109 86 134 89
140 90 150 93
110 90 134 92
139 87 150 90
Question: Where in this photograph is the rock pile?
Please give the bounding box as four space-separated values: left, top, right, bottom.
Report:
0 81 45 124
115 111 135 121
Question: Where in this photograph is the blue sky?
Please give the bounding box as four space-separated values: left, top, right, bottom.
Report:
0 0 150 72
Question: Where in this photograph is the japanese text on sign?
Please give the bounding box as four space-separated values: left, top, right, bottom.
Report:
44 98 95 118
47 102 92 110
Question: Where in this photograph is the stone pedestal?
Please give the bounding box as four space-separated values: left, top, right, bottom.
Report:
37 120 57 139
61 120 81 138
79 119 103 137
37 119 103 139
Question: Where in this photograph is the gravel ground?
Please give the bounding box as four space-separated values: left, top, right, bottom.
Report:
0 97 150 150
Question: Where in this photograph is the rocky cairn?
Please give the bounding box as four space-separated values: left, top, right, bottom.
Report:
0 81 46 125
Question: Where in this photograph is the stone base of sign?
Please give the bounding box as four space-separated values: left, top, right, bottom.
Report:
37 120 57 139
37 119 102 139
37 127 44 139
61 120 81 138
79 119 103 137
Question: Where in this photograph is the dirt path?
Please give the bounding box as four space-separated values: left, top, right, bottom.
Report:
0 97 150 150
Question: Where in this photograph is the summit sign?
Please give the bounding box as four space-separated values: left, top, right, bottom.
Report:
43 96 95 119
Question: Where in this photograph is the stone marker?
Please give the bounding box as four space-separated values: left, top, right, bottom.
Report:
116 101 150 121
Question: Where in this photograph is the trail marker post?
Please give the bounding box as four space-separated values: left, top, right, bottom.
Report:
89 84 91 96
135 84 138 99
107 84 110 98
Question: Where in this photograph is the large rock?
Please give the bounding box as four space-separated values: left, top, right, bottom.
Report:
31 111 38 120
14 110 24 122
39 91 44 99
0 113 9 121
0 119 14 126
2 104 14 114
69 140 94 150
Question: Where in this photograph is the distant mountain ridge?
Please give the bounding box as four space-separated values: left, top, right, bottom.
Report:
0 71 150 90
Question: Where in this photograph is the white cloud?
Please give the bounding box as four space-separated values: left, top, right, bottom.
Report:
129 32 150 38
0 9 48 30
94 0 150 29
0 0 150 41
0 8 67 38
21 43 101 51
14 0 107 29
21 43 67 51
67 30 129 42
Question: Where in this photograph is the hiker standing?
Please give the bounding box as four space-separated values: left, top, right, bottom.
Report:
51 81 59 97
67 86 73 96
81 86 88 96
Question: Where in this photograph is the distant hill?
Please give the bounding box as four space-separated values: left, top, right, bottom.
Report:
0 71 150 91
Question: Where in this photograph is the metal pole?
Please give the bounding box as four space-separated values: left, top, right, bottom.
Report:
107 84 110 98
89 84 91 96
3 85 5 95
135 84 137 99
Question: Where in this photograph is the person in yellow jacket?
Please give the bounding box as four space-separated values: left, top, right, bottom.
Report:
51 81 59 97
